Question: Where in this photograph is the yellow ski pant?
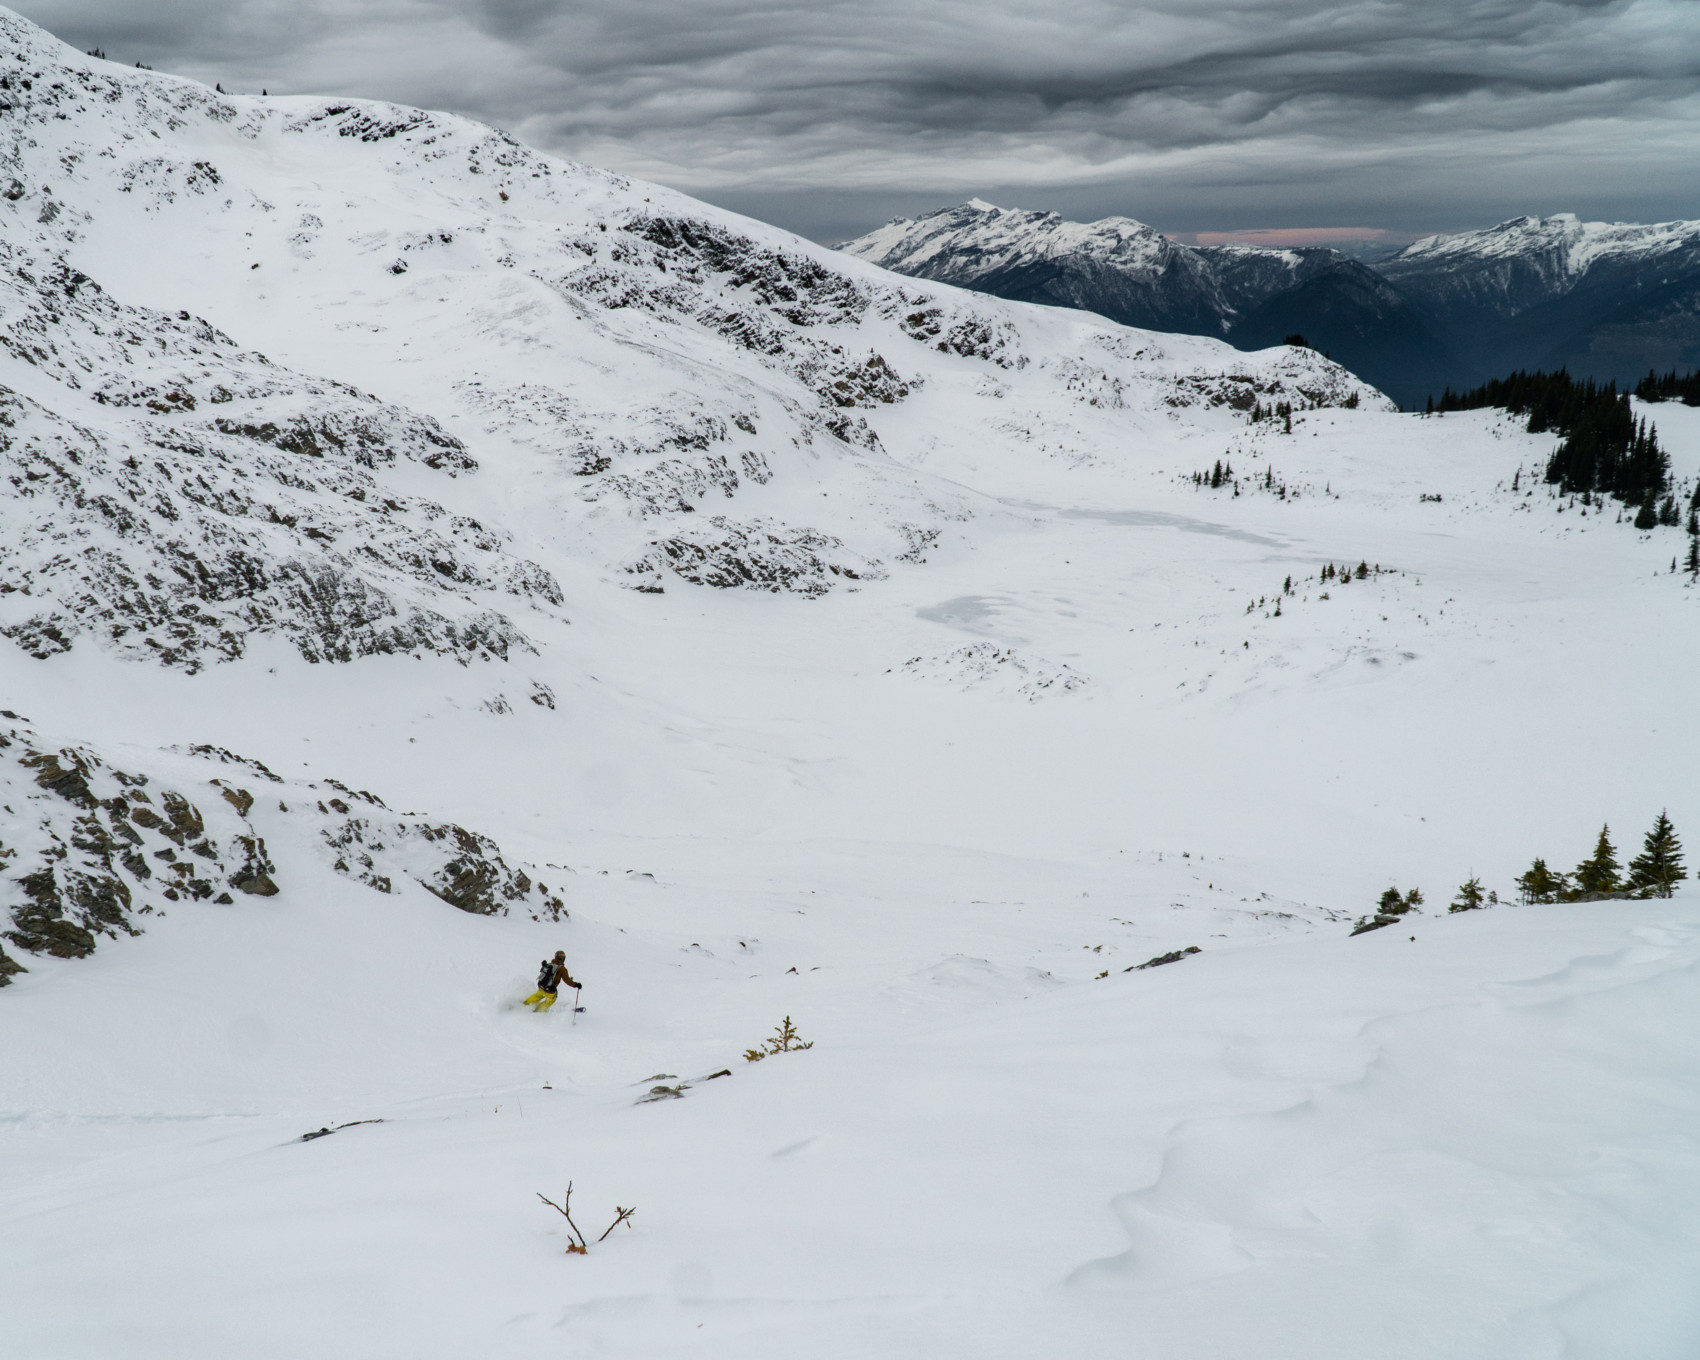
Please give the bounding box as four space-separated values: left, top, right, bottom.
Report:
524 989 558 1012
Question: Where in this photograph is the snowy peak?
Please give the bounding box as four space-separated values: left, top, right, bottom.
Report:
844 201 1186 282
840 199 1366 342
1378 212 1700 383
1390 212 1700 278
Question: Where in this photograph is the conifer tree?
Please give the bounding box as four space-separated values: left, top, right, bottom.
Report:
1515 858 1562 904
1626 811 1687 898
1573 825 1622 897
1449 876 1486 912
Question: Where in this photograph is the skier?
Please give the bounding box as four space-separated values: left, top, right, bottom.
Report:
523 950 579 1012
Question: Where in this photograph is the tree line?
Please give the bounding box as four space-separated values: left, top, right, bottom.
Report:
1352 811 1686 934
1427 369 1680 525
1635 367 1700 406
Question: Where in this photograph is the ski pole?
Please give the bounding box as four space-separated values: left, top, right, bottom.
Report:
572 985 581 1025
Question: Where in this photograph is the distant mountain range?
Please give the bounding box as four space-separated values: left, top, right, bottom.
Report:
842 203 1700 405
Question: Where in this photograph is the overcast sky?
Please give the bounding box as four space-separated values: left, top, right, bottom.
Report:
18 0 1700 244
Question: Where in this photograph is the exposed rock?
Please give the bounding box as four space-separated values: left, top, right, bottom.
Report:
20 750 99 807
896 644 1087 701
0 717 265 970
0 713 577 981
229 835 279 896
320 809 566 920
634 517 885 596
1131 946 1202 971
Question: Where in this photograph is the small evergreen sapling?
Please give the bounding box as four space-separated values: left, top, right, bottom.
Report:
1448 876 1486 913
743 1015 814 1063
1626 811 1687 898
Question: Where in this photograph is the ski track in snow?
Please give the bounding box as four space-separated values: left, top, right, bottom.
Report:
0 11 1698 1358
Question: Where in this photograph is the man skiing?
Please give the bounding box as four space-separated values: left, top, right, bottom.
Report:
523 950 579 1012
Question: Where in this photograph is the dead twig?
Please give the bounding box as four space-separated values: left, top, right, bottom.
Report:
537 1184 588 1254
597 1206 638 1243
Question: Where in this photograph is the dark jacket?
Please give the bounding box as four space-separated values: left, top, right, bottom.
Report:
536 958 577 993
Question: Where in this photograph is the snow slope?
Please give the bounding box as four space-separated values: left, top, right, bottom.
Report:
5 851 1697 1358
3 11 1700 1358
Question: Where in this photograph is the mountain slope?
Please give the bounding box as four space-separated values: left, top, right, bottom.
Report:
842 199 1249 335
1223 257 1458 401
0 5 1377 980
1379 214 1700 387
0 24 1370 644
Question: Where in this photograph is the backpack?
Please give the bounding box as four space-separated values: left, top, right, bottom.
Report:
537 958 556 991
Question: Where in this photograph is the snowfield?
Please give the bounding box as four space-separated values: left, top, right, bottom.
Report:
5 881 1697 1360
2 11 1698 1358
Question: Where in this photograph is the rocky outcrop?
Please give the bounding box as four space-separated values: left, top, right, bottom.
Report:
629 517 886 596
318 795 566 921
0 713 281 979
0 712 571 984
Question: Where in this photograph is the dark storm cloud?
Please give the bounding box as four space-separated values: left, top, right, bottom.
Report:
13 0 1699 239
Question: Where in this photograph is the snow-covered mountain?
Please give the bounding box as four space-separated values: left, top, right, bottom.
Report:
842 199 1410 335
843 199 1281 334
4 11 1700 1358
0 25 1367 671
1380 213 1700 388
850 203 1700 403
1388 212 1700 296
843 201 1456 403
